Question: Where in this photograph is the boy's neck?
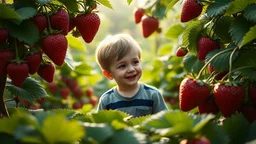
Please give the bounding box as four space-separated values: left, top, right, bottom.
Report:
117 83 140 98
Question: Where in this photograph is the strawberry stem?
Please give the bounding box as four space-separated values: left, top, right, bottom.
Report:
14 39 20 63
228 46 239 81
196 48 232 79
221 65 253 81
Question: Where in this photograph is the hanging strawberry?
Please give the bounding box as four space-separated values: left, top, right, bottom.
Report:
141 16 159 38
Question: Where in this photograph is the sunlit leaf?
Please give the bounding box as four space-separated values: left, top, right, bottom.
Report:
141 111 193 136
225 0 254 15
229 16 251 46
165 24 185 39
67 35 86 51
0 4 20 19
50 109 78 119
157 44 173 56
97 0 113 9
42 114 85 143
82 122 114 143
57 0 79 12
127 0 133 5
6 77 48 102
241 25 256 47
15 7 37 22
189 114 215 132
244 4 256 23
182 20 206 55
205 0 230 18
127 115 151 126
165 0 179 13
222 113 250 144
91 110 130 123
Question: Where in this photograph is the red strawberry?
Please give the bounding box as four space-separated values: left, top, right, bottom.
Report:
31 14 48 33
60 87 70 99
74 88 83 99
176 47 188 57
141 16 159 38
7 62 29 87
25 52 42 74
75 13 100 43
0 29 9 44
181 0 203 22
198 37 220 61
238 104 256 123
0 50 15 76
198 97 219 115
134 8 145 24
86 88 94 98
48 82 58 94
68 16 76 32
248 84 256 105
179 78 210 111
50 9 69 35
41 34 67 66
73 102 82 109
180 137 210 144
37 62 55 83
213 83 245 118
90 96 98 106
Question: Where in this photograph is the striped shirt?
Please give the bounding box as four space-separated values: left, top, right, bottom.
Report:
97 83 168 117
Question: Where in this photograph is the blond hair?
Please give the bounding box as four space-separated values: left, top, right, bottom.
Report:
96 33 142 72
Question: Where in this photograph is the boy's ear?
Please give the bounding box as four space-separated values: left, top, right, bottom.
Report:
103 70 113 80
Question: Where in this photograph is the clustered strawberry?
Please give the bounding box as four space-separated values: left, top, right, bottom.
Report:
180 0 203 22
197 37 220 61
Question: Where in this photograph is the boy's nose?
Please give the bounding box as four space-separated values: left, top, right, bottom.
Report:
127 65 135 72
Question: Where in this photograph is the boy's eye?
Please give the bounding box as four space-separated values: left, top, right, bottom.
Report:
118 65 126 69
133 60 139 65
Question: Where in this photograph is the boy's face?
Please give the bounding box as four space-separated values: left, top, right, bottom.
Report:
104 47 142 88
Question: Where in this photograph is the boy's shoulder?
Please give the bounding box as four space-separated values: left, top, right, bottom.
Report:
100 87 115 99
141 83 159 92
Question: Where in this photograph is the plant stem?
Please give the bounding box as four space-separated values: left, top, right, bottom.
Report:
228 46 239 81
221 66 254 81
0 76 9 117
196 48 232 79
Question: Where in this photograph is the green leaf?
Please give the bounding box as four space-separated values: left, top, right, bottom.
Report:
244 4 256 23
201 123 230 144
74 63 92 76
82 123 114 143
182 20 206 55
0 4 20 19
141 111 193 136
247 122 256 141
97 0 113 9
64 49 79 70
6 77 48 102
183 54 204 74
165 24 185 39
152 4 166 19
157 44 173 56
67 35 86 51
229 16 251 46
233 49 256 68
127 115 151 126
241 25 256 46
37 0 51 4
105 129 148 144
223 113 250 144
214 16 233 43
57 0 79 12
206 46 238 72
91 110 130 123
206 0 230 18
0 113 39 135
42 114 85 143
14 126 43 143
190 114 215 132
225 0 256 15
50 109 78 119
14 7 37 24
165 0 179 13
240 68 256 81
7 20 39 45
127 0 133 5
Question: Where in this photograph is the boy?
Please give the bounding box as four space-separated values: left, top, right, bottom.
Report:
96 33 168 117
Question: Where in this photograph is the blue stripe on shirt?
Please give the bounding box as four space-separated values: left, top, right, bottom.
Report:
105 99 153 110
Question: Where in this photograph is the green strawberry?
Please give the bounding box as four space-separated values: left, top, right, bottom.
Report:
0 50 15 76
179 78 210 111
25 52 42 74
75 13 100 43
41 34 67 66
213 83 245 118
37 62 55 83
198 37 220 61
7 62 29 87
31 14 48 34
181 0 203 22
50 9 69 35
141 16 159 38
134 8 145 24
0 29 9 44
